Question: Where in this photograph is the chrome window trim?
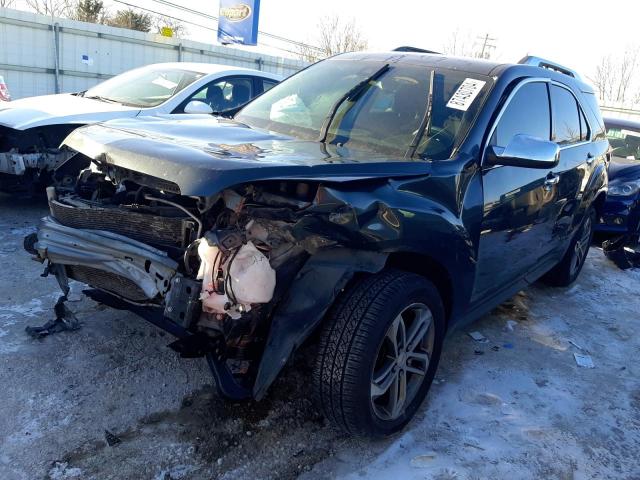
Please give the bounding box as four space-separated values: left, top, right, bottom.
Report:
481 77 593 167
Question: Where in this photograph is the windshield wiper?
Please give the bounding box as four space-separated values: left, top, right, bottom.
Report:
405 69 435 159
318 63 391 143
85 95 120 104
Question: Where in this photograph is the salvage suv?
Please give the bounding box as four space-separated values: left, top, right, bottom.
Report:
26 50 608 437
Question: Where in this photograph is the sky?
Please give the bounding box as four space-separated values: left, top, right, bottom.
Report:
10 0 640 81
121 0 640 81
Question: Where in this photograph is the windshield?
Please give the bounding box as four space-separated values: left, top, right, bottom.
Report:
236 58 491 159
607 124 640 161
85 67 205 108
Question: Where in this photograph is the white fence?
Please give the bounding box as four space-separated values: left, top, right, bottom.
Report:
600 105 640 121
0 7 306 100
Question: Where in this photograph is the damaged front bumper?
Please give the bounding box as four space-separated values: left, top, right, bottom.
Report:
31 214 251 397
35 216 179 302
0 149 75 176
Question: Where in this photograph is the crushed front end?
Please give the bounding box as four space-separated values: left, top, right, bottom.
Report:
28 158 356 398
0 124 76 191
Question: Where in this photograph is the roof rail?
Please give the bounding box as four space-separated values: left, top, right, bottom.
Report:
393 46 441 54
518 55 581 79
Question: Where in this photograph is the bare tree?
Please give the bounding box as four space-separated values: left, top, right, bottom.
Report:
25 0 71 17
591 47 640 106
0 0 17 8
153 15 188 38
298 15 368 63
442 29 496 59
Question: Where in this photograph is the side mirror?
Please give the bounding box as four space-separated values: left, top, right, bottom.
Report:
486 134 560 169
184 100 214 115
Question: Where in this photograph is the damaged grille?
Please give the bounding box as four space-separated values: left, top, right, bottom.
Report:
66 265 150 303
50 199 195 247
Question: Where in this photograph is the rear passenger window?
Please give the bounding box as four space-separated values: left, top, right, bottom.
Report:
551 85 581 145
490 82 550 148
579 107 590 141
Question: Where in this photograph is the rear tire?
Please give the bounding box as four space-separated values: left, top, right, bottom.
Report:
312 270 445 437
542 207 596 287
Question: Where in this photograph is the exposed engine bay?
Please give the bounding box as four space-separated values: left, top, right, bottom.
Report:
0 125 78 190
30 155 390 397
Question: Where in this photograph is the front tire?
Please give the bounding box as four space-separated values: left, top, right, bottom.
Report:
312 270 445 437
542 207 596 287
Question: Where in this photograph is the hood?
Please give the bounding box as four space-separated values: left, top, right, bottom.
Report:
63 115 432 197
608 157 640 182
0 93 140 130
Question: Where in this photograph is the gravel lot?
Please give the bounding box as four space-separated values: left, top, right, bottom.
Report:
1 193 639 480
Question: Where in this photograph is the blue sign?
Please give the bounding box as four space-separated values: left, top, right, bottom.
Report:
217 0 260 46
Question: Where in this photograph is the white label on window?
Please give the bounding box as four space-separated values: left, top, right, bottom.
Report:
446 78 486 111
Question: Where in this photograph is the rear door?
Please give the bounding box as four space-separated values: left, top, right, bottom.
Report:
473 80 557 301
541 83 594 262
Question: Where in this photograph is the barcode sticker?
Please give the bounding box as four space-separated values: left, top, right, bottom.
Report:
446 78 486 111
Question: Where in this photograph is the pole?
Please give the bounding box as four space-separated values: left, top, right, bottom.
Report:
480 34 488 59
53 22 61 93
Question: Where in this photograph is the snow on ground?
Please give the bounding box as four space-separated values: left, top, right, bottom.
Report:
1 194 639 480
317 252 640 480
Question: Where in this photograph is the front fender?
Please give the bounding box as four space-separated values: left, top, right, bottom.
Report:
252 248 387 400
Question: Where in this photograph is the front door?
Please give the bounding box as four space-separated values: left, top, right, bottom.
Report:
472 80 558 302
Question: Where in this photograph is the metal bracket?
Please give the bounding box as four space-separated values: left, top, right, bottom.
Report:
163 275 201 328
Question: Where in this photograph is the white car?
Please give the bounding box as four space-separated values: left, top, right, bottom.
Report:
0 62 282 191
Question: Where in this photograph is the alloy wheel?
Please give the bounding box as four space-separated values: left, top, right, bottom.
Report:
571 214 593 277
370 303 435 421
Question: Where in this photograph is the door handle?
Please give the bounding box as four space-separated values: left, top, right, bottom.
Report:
586 152 595 165
544 174 559 191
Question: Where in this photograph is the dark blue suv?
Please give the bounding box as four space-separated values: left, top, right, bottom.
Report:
28 51 608 437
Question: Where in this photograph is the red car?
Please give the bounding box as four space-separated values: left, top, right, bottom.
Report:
0 75 10 102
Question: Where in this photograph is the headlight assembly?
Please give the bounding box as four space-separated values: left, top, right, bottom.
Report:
608 181 640 197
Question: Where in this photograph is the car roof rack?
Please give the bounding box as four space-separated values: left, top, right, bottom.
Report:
393 46 441 54
518 55 581 79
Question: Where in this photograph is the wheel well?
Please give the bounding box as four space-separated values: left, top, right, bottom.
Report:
384 252 454 324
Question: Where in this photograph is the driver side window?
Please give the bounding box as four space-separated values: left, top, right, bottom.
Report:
490 82 551 148
178 77 254 113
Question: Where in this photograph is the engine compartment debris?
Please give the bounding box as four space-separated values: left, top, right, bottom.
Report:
24 295 81 338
